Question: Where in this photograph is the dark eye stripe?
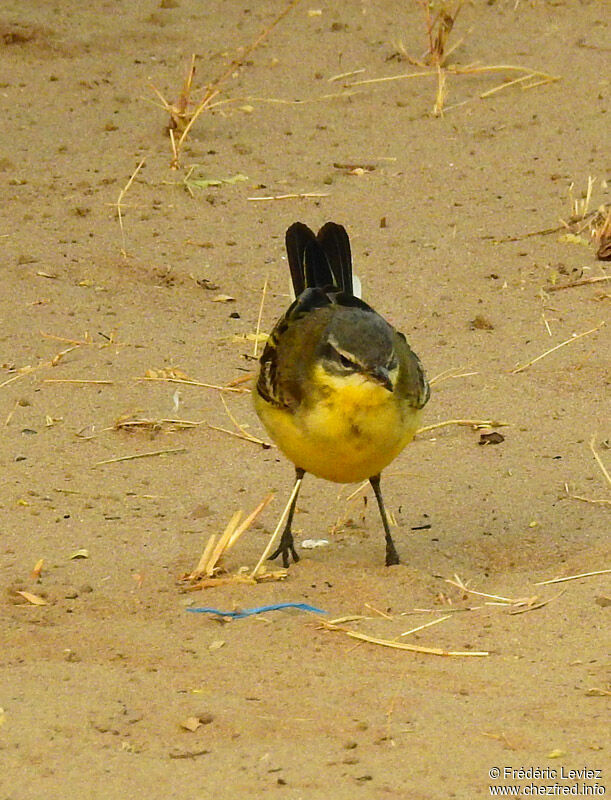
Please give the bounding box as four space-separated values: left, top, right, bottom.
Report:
339 353 356 369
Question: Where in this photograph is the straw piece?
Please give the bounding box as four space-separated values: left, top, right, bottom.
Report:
112 158 146 256
206 423 271 447
320 620 488 657
206 511 243 576
547 275 611 292
446 576 521 605
43 379 113 385
195 534 219 577
247 192 330 201
94 447 185 466
510 322 605 374
185 494 276 586
219 392 269 447
253 277 268 359
251 477 303 578
508 590 565 615
0 368 34 389
568 494 611 506
480 73 533 99
534 569 611 586
418 419 508 434
328 68 366 83
164 0 301 167
589 435 611 487
398 615 452 638
138 375 248 393
227 493 274 549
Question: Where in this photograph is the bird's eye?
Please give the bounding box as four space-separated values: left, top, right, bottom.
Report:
387 357 398 371
338 353 356 370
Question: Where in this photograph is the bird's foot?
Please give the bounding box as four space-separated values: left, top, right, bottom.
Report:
269 529 300 568
385 542 401 567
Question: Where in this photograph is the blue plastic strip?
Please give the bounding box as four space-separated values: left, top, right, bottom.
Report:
187 602 326 619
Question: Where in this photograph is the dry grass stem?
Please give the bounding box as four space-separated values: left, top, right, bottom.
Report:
328 68 366 82
149 53 196 135
251 477 303 578
348 69 436 87
433 64 447 116
319 619 488 657
226 373 255 389
247 192 331 201
347 64 559 87
548 275 610 292
41 331 93 346
589 435 611 488
568 494 611 506
253 277 268 358
183 494 276 588
155 0 301 167
204 514 242 578
595 206 611 259
534 569 611 586
139 375 249 393
5 399 21 426
585 687 611 697
446 575 533 607
480 72 534 98
510 322 605 374
1 344 88 390
95 447 186 466
0 368 34 389
364 602 394 619
194 532 219 578
227 493 275 549
219 393 270 447
114 416 204 433
49 345 80 366
507 590 565 615
418 419 508 434
111 158 146 257
429 367 479 384
206 423 271 447
346 53 559 116
568 176 596 220
344 481 370 502
558 181 610 257
43 379 113 385
398 614 452 638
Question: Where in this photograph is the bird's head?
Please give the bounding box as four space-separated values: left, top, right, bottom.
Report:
317 308 398 393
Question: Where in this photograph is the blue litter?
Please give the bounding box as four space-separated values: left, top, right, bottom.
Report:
187 602 326 619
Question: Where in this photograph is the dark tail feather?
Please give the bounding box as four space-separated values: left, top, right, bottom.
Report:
285 222 314 297
316 222 353 296
285 221 353 297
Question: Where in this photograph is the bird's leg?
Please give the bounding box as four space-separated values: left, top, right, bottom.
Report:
269 467 305 567
369 473 400 566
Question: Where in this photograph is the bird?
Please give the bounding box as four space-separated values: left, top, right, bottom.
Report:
253 221 430 567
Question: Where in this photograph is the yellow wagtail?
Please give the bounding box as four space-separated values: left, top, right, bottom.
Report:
254 221 430 567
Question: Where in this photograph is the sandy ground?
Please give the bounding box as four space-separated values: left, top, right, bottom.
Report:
1 1 609 798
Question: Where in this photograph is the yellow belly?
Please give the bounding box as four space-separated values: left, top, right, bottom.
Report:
255 368 422 483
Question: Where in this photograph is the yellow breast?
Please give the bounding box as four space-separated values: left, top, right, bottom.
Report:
254 365 422 483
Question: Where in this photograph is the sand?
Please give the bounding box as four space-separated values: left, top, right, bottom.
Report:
1 1 609 797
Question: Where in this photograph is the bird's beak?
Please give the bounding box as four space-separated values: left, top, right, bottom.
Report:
369 366 393 392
